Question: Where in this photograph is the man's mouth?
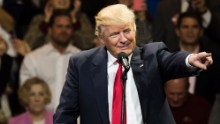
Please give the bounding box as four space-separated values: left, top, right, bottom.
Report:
118 43 130 49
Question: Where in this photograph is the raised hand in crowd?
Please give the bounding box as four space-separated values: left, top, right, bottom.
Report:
12 38 31 56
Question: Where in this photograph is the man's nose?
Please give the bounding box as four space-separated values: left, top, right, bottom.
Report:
119 32 127 42
172 95 180 102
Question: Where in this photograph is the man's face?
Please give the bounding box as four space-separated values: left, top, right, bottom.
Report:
176 17 203 45
165 79 188 108
49 15 73 47
102 23 136 58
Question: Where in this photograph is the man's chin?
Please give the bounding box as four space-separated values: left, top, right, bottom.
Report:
118 50 132 55
170 104 182 108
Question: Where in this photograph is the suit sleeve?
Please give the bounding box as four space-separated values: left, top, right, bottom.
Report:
53 56 79 124
152 42 197 81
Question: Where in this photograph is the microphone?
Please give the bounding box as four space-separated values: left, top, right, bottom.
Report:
118 52 130 71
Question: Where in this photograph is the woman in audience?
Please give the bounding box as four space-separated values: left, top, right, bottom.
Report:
8 77 53 124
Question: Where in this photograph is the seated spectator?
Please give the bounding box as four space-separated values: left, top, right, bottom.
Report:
165 77 212 124
24 0 94 50
8 77 53 124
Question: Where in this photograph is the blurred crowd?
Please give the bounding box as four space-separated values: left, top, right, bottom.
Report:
0 0 219 124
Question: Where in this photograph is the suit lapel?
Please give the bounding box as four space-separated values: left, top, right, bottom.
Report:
131 47 150 122
90 47 109 123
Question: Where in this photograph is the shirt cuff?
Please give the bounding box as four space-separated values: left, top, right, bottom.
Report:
185 54 196 69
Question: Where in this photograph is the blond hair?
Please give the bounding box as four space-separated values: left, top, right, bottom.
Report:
19 77 51 106
95 4 136 37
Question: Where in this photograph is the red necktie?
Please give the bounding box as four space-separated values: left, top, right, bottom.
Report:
112 61 126 124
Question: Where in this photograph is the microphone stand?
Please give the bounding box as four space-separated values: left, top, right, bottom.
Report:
120 66 130 124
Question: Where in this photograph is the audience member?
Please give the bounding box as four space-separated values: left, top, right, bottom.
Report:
165 77 212 124
8 77 53 124
20 9 81 112
153 0 220 51
175 12 220 103
24 0 94 50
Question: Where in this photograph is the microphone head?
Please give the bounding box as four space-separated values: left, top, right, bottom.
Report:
117 52 130 70
117 52 128 62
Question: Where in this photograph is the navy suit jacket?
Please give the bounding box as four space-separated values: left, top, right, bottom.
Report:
54 42 197 124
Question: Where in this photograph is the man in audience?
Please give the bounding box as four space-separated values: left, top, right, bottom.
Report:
175 12 220 103
20 9 81 112
165 77 212 124
153 0 220 51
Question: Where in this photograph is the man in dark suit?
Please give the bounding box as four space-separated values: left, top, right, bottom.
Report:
54 4 213 124
175 12 220 103
153 0 220 51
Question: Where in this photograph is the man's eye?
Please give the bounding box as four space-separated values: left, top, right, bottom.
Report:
109 33 119 38
124 29 131 34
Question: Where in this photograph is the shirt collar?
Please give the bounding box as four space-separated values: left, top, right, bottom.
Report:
107 50 132 67
45 42 76 55
107 51 117 67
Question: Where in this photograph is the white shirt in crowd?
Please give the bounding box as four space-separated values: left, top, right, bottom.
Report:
20 42 80 112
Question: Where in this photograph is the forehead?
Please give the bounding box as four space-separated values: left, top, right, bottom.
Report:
52 0 70 4
53 16 72 24
166 82 186 92
180 17 199 25
30 84 44 91
104 23 132 32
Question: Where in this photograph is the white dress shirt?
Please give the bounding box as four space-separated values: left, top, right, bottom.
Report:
107 51 143 124
107 50 195 124
20 43 80 112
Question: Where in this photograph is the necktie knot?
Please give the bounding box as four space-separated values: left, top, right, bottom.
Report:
116 59 122 65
